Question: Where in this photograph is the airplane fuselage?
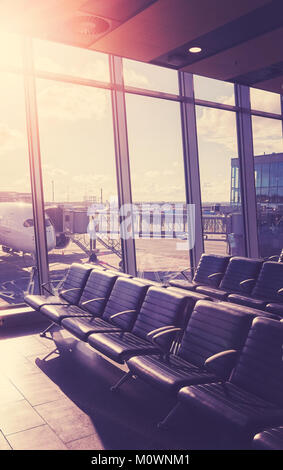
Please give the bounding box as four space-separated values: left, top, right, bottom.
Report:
0 202 56 253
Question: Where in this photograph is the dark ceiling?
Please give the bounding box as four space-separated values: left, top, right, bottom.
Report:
1 0 283 94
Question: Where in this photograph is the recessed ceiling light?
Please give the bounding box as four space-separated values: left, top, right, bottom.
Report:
188 46 202 53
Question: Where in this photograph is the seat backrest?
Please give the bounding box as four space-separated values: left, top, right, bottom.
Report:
132 287 188 350
59 263 93 303
102 278 149 330
252 261 283 302
219 257 263 293
178 300 257 378
78 269 119 316
104 269 133 279
193 254 230 286
231 317 283 406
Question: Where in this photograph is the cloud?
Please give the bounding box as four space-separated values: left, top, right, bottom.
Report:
37 83 109 121
252 116 283 155
123 66 150 88
0 122 25 153
197 106 237 153
250 88 281 114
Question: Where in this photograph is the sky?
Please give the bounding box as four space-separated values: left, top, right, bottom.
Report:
0 33 282 205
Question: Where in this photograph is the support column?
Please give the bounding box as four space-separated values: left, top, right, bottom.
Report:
235 84 259 258
109 55 136 275
22 37 50 292
178 71 204 270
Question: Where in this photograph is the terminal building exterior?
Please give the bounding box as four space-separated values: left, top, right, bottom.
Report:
231 153 283 257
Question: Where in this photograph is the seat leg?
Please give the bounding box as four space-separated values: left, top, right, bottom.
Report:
40 322 57 339
157 402 181 429
41 347 60 361
110 371 133 392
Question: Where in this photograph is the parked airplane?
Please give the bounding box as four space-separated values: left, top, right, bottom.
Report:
0 202 56 254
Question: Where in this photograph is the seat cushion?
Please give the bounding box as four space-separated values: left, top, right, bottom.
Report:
216 301 278 320
178 300 257 378
127 354 216 394
101 278 149 330
87 331 159 364
195 286 229 300
131 288 189 348
40 304 92 324
253 426 283 450
251 261 283 302
61 316 121 341
59 263 93 303
227 294 266 310
24 294 69 311
77 269 118 316
265 303 283 317
178 382 283 435
219 257 263 294
168 280 197 291
193 254 230 286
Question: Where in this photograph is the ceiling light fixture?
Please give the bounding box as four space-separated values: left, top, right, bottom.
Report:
188 46 202 53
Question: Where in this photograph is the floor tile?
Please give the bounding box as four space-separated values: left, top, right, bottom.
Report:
35 397 97 443
66 433 104 450
0 400 45 435
0 431 11 450
7 424 67 450
0 353 40 378
0 376 24 404
10 371 64 406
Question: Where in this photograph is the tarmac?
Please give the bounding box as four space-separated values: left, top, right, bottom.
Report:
0 236 228 306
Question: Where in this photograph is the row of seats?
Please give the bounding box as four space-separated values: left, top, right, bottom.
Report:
24 262 283 449
170 254 283 317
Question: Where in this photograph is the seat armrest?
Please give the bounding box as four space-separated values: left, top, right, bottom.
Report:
109 309 136 324
148 327 182 357
207 272 223 284
81 297 105 306
146 325 177 338
204 349 238 372
277 288 283 295
41 280 66 295
42 286 54 296
268 255 279 261
239 278 256 291
180 268 193 280
60 287 81 295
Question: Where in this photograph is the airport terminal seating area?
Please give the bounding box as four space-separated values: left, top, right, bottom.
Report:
24 257 283 450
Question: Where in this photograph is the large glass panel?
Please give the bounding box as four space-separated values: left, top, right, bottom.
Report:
194 75 235 105
196 106 245 256
123 58 179 94
252 116 283 258
36 78 121 286
0 32 23 69
0 72 38 306
250 88 281 114
126 93 190 282
33 39 110 82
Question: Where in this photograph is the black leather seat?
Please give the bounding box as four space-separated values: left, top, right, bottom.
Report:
125 300 258 395
253 426 283 450
39 269 119 326
87 287 189 364
61 278 150 341
177 317 283 441
169 254 230 291
196 257 263 301
24 263 93 310
265 303 283 317
167 286 213 303
228 261 283 310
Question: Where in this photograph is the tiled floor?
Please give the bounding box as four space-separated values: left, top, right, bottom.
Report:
0 324 220 450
